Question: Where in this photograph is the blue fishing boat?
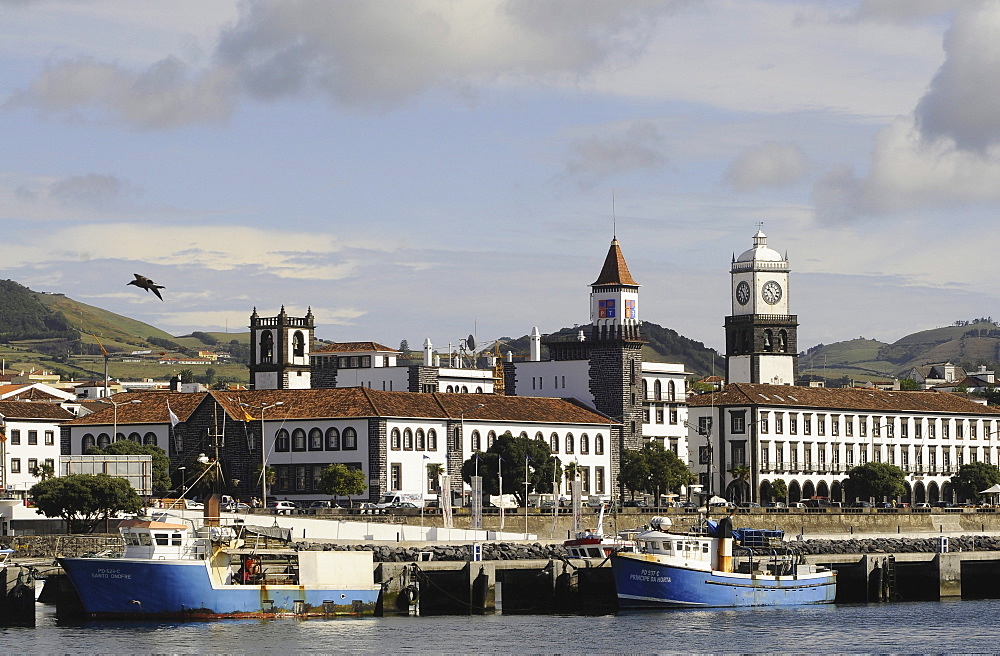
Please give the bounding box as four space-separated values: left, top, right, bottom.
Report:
612 516 836 608
58 516 381 619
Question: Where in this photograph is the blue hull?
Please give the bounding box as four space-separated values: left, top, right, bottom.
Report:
58 557 380 619
612 553 836 608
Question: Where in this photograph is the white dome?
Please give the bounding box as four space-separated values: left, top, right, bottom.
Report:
736 229 784 263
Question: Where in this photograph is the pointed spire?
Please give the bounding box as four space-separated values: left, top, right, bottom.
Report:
592 238 638 286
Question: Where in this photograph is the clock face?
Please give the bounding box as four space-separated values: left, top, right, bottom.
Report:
762 280 783 305
736 281 751 306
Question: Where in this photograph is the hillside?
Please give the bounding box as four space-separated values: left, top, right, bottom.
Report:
800 320 1000 384
495 321 724 378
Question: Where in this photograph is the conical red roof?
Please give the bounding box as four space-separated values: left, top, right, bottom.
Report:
591 239 638 286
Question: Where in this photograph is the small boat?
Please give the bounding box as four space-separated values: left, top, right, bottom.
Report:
563 503 637 560
58 515 381 619
612 515 836 608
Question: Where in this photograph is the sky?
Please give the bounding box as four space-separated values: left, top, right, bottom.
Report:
3 0 1000 355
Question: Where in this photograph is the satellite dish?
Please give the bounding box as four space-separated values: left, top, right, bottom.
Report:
467 334 476 350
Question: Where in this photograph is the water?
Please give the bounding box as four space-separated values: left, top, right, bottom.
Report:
2 600 996 653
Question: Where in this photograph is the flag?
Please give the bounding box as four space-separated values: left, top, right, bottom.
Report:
422 454 430 460
242 408 254 422
166 400 179 428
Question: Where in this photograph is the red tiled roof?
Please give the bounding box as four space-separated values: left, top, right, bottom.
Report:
688 383 1000 416
313 341 399 354
0 401 74 420
592 239 638 286
69 389 616 426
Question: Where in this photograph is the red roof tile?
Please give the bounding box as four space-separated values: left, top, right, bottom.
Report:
592 239 638 286
313 341 399 354
0 401 74 420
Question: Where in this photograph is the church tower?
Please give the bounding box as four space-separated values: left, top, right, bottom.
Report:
587 238 645 451
249 306 314 390
725 229 798 384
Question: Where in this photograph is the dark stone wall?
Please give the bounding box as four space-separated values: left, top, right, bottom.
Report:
589 337 644 494
502 362 517 396
408 366 440 393
368 418 386 502
446 421 464 494
310 354 339 389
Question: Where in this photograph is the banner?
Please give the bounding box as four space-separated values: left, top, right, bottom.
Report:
440 474 453 529
571 479 582 534
471 475 483 530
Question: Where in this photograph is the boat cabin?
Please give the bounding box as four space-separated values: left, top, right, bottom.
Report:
635 530 718 571
119 519 204 560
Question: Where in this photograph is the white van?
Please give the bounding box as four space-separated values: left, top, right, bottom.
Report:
375 491 425 509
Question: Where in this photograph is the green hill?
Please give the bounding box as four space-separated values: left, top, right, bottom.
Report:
800 319 1000 384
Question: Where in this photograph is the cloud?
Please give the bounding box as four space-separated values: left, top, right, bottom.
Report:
812 117 1000 221
563 121 668 189
6 56 237 129
849 0 965 22
49 173 139 207
915 2 1000 151
724 141 809 192
8 0 679 127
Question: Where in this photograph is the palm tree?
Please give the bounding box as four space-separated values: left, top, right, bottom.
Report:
29 462 55 481
427 462 445 503
730 465 752 503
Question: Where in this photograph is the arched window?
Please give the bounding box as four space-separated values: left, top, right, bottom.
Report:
292 331 305 358
115 432 126 443
778 330 787 352
453 428 462 451
763 329 773 352
642 379 648 399
654 379 662 400
580 433 589 454
487 431 496 449
668 380 676 402
472 430 482 451
327 427 341 450
404 428 413 450
476 387 483 393
343 427 358 450
97 433 111 448
428 429 437 451
127 432 141 443
461 386 469 393
390 428 400 451
595 433 604 455
292 428 307 451
82 434 95 451
446 385 454 393
550 433 559 454
741 329 750 353
535 431 544 442
143 432 157 446
275 429 290 452
309 427 323 451
260 331 274 363
416 428 426 451
519 431 528 439
566 433 575 454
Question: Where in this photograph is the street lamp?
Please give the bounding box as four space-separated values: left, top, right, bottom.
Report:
109 398 141 443
177 466 187 494
240 401 284 507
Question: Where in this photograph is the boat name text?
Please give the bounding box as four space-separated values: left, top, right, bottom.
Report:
630 568 671 584
92 568 132 580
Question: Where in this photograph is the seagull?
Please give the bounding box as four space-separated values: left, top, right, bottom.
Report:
127 273 165 301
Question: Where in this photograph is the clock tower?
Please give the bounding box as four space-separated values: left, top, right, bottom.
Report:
725 229 798 384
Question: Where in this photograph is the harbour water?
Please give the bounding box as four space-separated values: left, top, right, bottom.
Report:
4 600 998 653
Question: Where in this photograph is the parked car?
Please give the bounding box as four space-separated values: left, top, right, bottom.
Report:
623 499 649 508
309 500 338 509
913 502 931 509
267 500 297 514
224 501 250 512
788 502 806 508
737 502 761 508
764 502 787 508
851 501 872 508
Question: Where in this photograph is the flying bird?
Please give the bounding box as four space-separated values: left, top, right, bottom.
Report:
127 273 165 301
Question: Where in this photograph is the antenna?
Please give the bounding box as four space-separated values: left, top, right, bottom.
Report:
612 189 616 239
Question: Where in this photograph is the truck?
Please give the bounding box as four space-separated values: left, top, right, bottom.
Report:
375 491 425 509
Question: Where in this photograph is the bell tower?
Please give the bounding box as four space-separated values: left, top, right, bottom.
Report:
725 229 798 384
249 306 314 390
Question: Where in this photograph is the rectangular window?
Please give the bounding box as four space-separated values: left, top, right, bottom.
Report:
942 421 950 439
804 414 812 435
775 413 784 434
789 443 798 469
27 458 37 472
845 417 853 438
731 411 746 434
789 414 798 435
760 412 770 433
831 444 840 469
914 422 922 439
761 445 769 470
888 446 895 465
901 419 909 438
595 467 605 495
859 417 867 438
427 467 437 494
699 446 710 465
846 446 854 468
44 458 54 471
277 465 291 492
9 430 19 445
803 443 812 470
818 444 826 468
971 423 977 440
581 467 591 494
9 459 19 474
656 408 664 424
775 442 783 470
901 447 909 468
731 443 746 468
929 449 937 471
831 416 839 437
45 431 54 446
957 422 964 439
698 417 712 435
987 449 992 465
818 415 826 436
669 405 678 425
872 417 881 437
886 420 894 438
859 444 868 464
644 407 651 423
391 463 402 491
971 448 978 463
928 420 936 439
295 466 307 491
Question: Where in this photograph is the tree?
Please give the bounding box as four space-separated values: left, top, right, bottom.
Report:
729 465 752 503
29 461 55 481
846 462 906 501
461 432 559 505
319 464 367 507
252 464 277 499
899 378 920 391
30 474 143 533
199 367 216 386
617 448 649 500
90 440 171 493
179 368 195 384
399 339 410 354
617 443 694 504
951 462 1000 502
769 479 788 502
426 462 445 499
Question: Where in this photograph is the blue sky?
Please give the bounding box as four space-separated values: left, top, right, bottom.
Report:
2 0 999 354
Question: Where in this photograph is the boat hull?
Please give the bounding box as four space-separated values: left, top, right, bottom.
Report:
612 553 836 608
58 557 380 619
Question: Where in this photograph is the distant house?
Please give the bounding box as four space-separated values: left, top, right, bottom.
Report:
907 363 967 390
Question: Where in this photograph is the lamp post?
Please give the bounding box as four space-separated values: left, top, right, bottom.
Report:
178 466 187 495
241 401 284 507
109 398 141 443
